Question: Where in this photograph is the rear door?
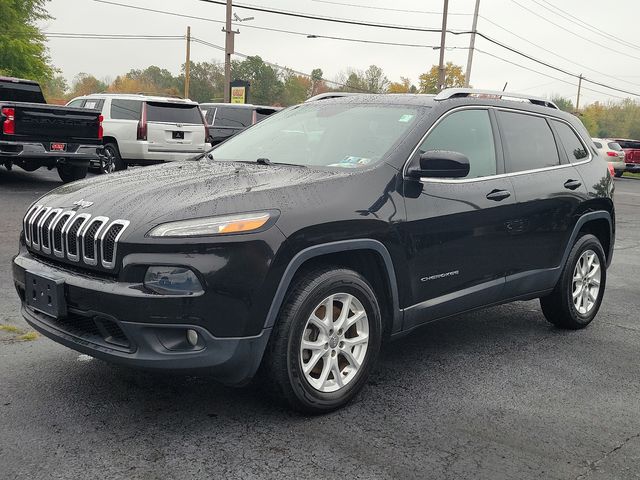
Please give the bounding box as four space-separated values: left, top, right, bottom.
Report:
145 102 205 153
497 110 589 297
108 98 142 158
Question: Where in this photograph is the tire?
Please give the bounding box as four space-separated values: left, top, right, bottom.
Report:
540 234 607 329
104 142 126 171
263 266 382 414
614 171 624 178
57 163 88 183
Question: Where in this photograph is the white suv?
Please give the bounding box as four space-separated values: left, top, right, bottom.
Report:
66 94 207 172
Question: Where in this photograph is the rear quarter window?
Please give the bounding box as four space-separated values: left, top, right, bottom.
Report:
146 102 203 124
110 99 142 120
214 107 252 128
551 120 589 162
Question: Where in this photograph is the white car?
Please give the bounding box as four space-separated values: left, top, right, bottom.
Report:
66 94 207 172
592 137 625 177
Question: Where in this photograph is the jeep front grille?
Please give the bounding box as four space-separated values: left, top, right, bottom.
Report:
23 204 130 270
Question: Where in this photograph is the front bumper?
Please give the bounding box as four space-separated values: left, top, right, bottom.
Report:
13 252 271 385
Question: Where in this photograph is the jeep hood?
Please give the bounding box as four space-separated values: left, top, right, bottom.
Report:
36 161 350 233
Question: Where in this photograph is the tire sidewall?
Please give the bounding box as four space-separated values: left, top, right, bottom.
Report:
563 234 607 326
285 271 382 411
105 143 125 171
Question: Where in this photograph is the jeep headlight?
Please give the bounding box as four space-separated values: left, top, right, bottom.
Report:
147 212 271 237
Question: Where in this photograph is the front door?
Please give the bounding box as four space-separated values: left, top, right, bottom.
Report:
401 107 518 330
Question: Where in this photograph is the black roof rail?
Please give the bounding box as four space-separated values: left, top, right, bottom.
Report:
435 88 559 109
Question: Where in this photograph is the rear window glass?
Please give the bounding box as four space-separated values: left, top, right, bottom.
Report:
498 111 560 172
214 107 252 128
551 120 588 161
110 99 142 120
616 140 640 149
0 81 45 103
146 102 203 124
608 142 622 151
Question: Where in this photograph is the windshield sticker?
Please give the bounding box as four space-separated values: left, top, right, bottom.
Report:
398 114 414 123
329 156 372 168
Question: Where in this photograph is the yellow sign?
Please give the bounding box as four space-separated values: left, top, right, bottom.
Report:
231 86 246 104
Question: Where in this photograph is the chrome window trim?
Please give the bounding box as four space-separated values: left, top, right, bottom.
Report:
402 105 593 185
39 208 62 255
23 204 42 247
52 211 76 258
64 213 91 262
30 206 50 251
100 219 130 269
80 216 109 266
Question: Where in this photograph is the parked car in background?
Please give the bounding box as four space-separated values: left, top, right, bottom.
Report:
1 76 103 182
200 103 281 145
67 94 207 172
592 138 625 177
15 88 614 413
611 138 640 174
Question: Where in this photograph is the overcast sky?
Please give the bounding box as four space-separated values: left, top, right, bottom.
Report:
41 0 640 105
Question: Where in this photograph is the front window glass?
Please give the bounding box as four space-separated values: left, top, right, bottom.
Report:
418 109 496 178
213 103 423 168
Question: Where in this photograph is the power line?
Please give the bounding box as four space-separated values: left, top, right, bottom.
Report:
93 0 640 98
309 0 470 16
509 0 640 62
534 0 640 52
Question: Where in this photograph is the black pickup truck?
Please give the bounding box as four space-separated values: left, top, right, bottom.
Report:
0 77 103 182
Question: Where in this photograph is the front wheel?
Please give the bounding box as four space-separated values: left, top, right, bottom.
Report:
263 267 382 413
57 163 88 183
541 234 607 329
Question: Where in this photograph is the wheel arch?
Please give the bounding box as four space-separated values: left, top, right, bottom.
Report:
566 211 613 268
263 240 402 337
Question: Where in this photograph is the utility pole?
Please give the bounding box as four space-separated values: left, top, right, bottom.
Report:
184 26 191 99
437 0 449 92
576 74 583 111
464 0 480 87
223 0 234 103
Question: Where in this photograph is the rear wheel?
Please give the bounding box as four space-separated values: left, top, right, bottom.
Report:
540 234 606 329
57 163 88 183
104 142 126 171
263 267 382 413
614 171 624 178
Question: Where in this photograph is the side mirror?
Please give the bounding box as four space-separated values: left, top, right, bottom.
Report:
407 150 470 179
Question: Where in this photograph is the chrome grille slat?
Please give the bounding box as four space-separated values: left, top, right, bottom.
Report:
23 206 129 270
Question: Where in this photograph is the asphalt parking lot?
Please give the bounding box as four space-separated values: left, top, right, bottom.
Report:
1 167 639 480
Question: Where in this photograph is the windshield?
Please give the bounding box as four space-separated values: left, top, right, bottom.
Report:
212 102 424 168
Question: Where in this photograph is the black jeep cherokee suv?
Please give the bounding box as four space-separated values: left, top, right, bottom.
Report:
13 89 614 413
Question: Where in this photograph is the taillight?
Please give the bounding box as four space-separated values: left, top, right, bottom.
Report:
137 103 147 141
97 114 104 140
606 151 617 157
2 107 15 135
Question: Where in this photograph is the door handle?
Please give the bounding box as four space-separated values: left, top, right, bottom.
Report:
564 179 582 190
486 189 511 201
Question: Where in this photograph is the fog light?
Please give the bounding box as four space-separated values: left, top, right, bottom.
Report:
186 329 199 347
144 266 203 295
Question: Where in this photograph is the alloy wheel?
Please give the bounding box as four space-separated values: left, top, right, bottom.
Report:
101 147 116 174
300 293 369 393
572 249 601 315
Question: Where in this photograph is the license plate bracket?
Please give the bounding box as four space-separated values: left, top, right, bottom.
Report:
172 131 184 140
50 142 67 152
25 271 67 318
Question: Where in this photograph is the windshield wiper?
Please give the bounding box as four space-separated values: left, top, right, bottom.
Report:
256 158 272 165
190 148 215 161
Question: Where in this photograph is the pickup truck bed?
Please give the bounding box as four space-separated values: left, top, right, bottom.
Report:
612 138 640 173
1 77 103 182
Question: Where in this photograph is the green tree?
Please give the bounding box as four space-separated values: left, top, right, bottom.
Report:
177 61 224 102
363 65 389 93
418 62 465 94
388 77 417 93
69 73 107 98
127 65 179 94
0 0 53 81
41 73 68 102
282 70 311 106
310 68 329 96
336 68 368 92
231 56 283 105
551 95 574 112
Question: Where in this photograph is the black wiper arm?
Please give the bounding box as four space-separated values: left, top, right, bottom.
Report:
191 148 215 161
